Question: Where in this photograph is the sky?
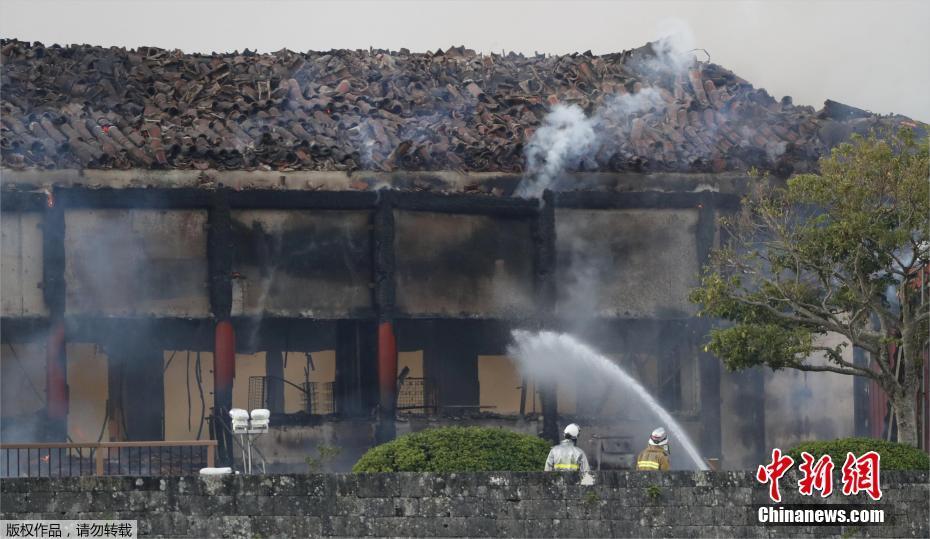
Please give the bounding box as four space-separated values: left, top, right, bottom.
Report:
1 0 928 121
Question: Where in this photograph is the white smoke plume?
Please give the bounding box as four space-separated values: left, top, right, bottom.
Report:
648 18 698 75
516 20 698 198
516 104 596 198
516 88 666 198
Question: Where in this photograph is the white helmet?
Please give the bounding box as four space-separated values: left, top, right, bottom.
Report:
649 427 668 446
564 423 580 439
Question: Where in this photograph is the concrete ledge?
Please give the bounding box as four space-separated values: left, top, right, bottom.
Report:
1 471 926 537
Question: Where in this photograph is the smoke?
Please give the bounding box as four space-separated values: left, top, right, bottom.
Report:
516 105 596 198
517 90 667 198
0 342 47 443
648 18 698 75
516 20 699 198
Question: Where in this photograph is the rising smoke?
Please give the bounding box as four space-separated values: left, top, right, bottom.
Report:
509 21 715 463
516 20 699 198
516 104 596 198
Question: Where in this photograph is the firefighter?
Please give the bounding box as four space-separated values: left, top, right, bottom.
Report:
636 427 671 471
544 423 590 473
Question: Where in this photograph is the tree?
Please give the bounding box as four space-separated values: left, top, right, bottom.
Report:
689 132 929 446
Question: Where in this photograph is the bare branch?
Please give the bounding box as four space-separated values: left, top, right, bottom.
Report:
792 363 877 378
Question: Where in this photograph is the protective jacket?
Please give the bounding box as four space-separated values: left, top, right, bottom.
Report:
636 445 670 471
545 439 590 473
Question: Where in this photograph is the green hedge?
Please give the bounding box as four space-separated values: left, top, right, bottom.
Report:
787 438 929 471
353 426 551 472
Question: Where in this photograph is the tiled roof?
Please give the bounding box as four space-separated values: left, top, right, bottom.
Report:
0 39 921 174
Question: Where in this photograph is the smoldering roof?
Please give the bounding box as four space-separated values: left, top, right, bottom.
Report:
0 39 923 175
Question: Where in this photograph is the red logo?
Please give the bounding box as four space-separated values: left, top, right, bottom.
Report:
841 451 882 501
798 452 834 497
756 448 794 502
757 449 883 502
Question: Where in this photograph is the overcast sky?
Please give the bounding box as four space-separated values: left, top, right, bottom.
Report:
2 0 928 121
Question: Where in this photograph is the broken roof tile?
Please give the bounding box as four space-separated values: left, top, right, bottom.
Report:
0 39 924 176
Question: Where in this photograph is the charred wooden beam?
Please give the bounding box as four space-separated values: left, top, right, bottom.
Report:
226 189 377 209
0 317 50 342
532 190 557 322
372 190 397 442
694 197 731 459
55 187 210 209
696 317 723 461
42 194 65 317
533 190 559 442
64 317 214 350
208 189 233 319
695 193 719 267
41 191 67 441
393 191 538 216
207 188 234 465
105 345 165 441
0 190 46 211
373 190 396 318
265 350 285 414
332 319 380 418
231 318 337 353
437 323 479 410
554 190 739 210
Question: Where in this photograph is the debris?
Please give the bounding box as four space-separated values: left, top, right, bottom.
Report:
0 39 922 176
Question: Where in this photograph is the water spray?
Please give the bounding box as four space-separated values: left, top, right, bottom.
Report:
508 330 710 471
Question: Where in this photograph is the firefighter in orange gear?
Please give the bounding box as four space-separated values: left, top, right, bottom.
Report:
636 427 671 471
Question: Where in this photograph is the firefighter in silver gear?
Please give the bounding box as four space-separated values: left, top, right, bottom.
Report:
544 423 590 473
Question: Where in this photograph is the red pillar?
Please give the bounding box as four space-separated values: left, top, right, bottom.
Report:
214 320 236 398
45 320 68 440
213 320 236 465
377 321 398 412
376 321 398 442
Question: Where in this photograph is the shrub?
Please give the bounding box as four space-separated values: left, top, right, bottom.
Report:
352 426 551 472
787 438 929 471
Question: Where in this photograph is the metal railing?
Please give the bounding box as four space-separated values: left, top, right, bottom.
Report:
0 441 216 477
303 381 336 415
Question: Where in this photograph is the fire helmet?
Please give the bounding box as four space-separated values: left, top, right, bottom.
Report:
649 427 668 446
563 423 580 439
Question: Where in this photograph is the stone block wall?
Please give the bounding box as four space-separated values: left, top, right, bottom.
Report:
1 471 927 538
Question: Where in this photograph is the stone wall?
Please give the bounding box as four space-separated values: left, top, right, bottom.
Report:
1 471 926 538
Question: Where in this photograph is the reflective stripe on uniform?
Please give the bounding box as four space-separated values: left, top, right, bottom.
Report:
554 463 580 470
637 460 661 470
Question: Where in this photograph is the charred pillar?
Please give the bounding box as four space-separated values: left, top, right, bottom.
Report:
427 321 480 412
42 191 68 441
373 191 397 442
534 190 559 442
696 193 723 460
265 349 285 414
335 320 378 417
658 321 684 413
105 344 165 441
208 188 235 465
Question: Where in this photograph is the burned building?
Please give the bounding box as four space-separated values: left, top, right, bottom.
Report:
1 39 921 470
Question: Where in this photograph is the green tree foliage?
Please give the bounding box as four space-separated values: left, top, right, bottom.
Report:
788 438 930 470
690 132 929 445
352 426 551 472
